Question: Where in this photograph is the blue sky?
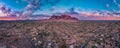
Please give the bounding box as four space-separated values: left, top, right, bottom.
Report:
0 0 119 12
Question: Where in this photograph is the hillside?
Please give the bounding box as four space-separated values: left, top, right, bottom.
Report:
0 21 120 48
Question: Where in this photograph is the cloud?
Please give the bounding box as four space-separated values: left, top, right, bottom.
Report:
118 4 120 10
23 0 61 16
0 3 12 17
106 4 110 8
22 0 40 16
113 0 116 3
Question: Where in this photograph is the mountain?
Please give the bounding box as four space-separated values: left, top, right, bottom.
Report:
49 14 79 21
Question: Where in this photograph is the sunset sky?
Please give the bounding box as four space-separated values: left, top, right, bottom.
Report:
0 0 120 20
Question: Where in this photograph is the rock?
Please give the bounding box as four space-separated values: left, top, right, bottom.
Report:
38 41 42 45
49 14 78 21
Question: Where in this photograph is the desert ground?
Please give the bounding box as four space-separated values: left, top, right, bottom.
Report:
0 20 120 48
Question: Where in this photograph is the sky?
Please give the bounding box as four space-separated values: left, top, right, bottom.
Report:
0 0 120 20
0 0 119 11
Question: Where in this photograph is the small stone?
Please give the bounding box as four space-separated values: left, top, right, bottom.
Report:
48 43 51 46
33 37 37 41
100 38 103 40
94 43 98 47
101 43 104 45
69 45 74 48
35 43 38 46
101 35 104 37
38 41 42 45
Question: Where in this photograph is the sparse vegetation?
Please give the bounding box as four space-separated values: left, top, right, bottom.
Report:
0 21 120 48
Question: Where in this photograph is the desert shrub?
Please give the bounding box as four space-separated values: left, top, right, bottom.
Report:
91 45 97 48
0 32 10 37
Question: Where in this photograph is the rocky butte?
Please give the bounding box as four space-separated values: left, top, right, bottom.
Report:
48 14 79 22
